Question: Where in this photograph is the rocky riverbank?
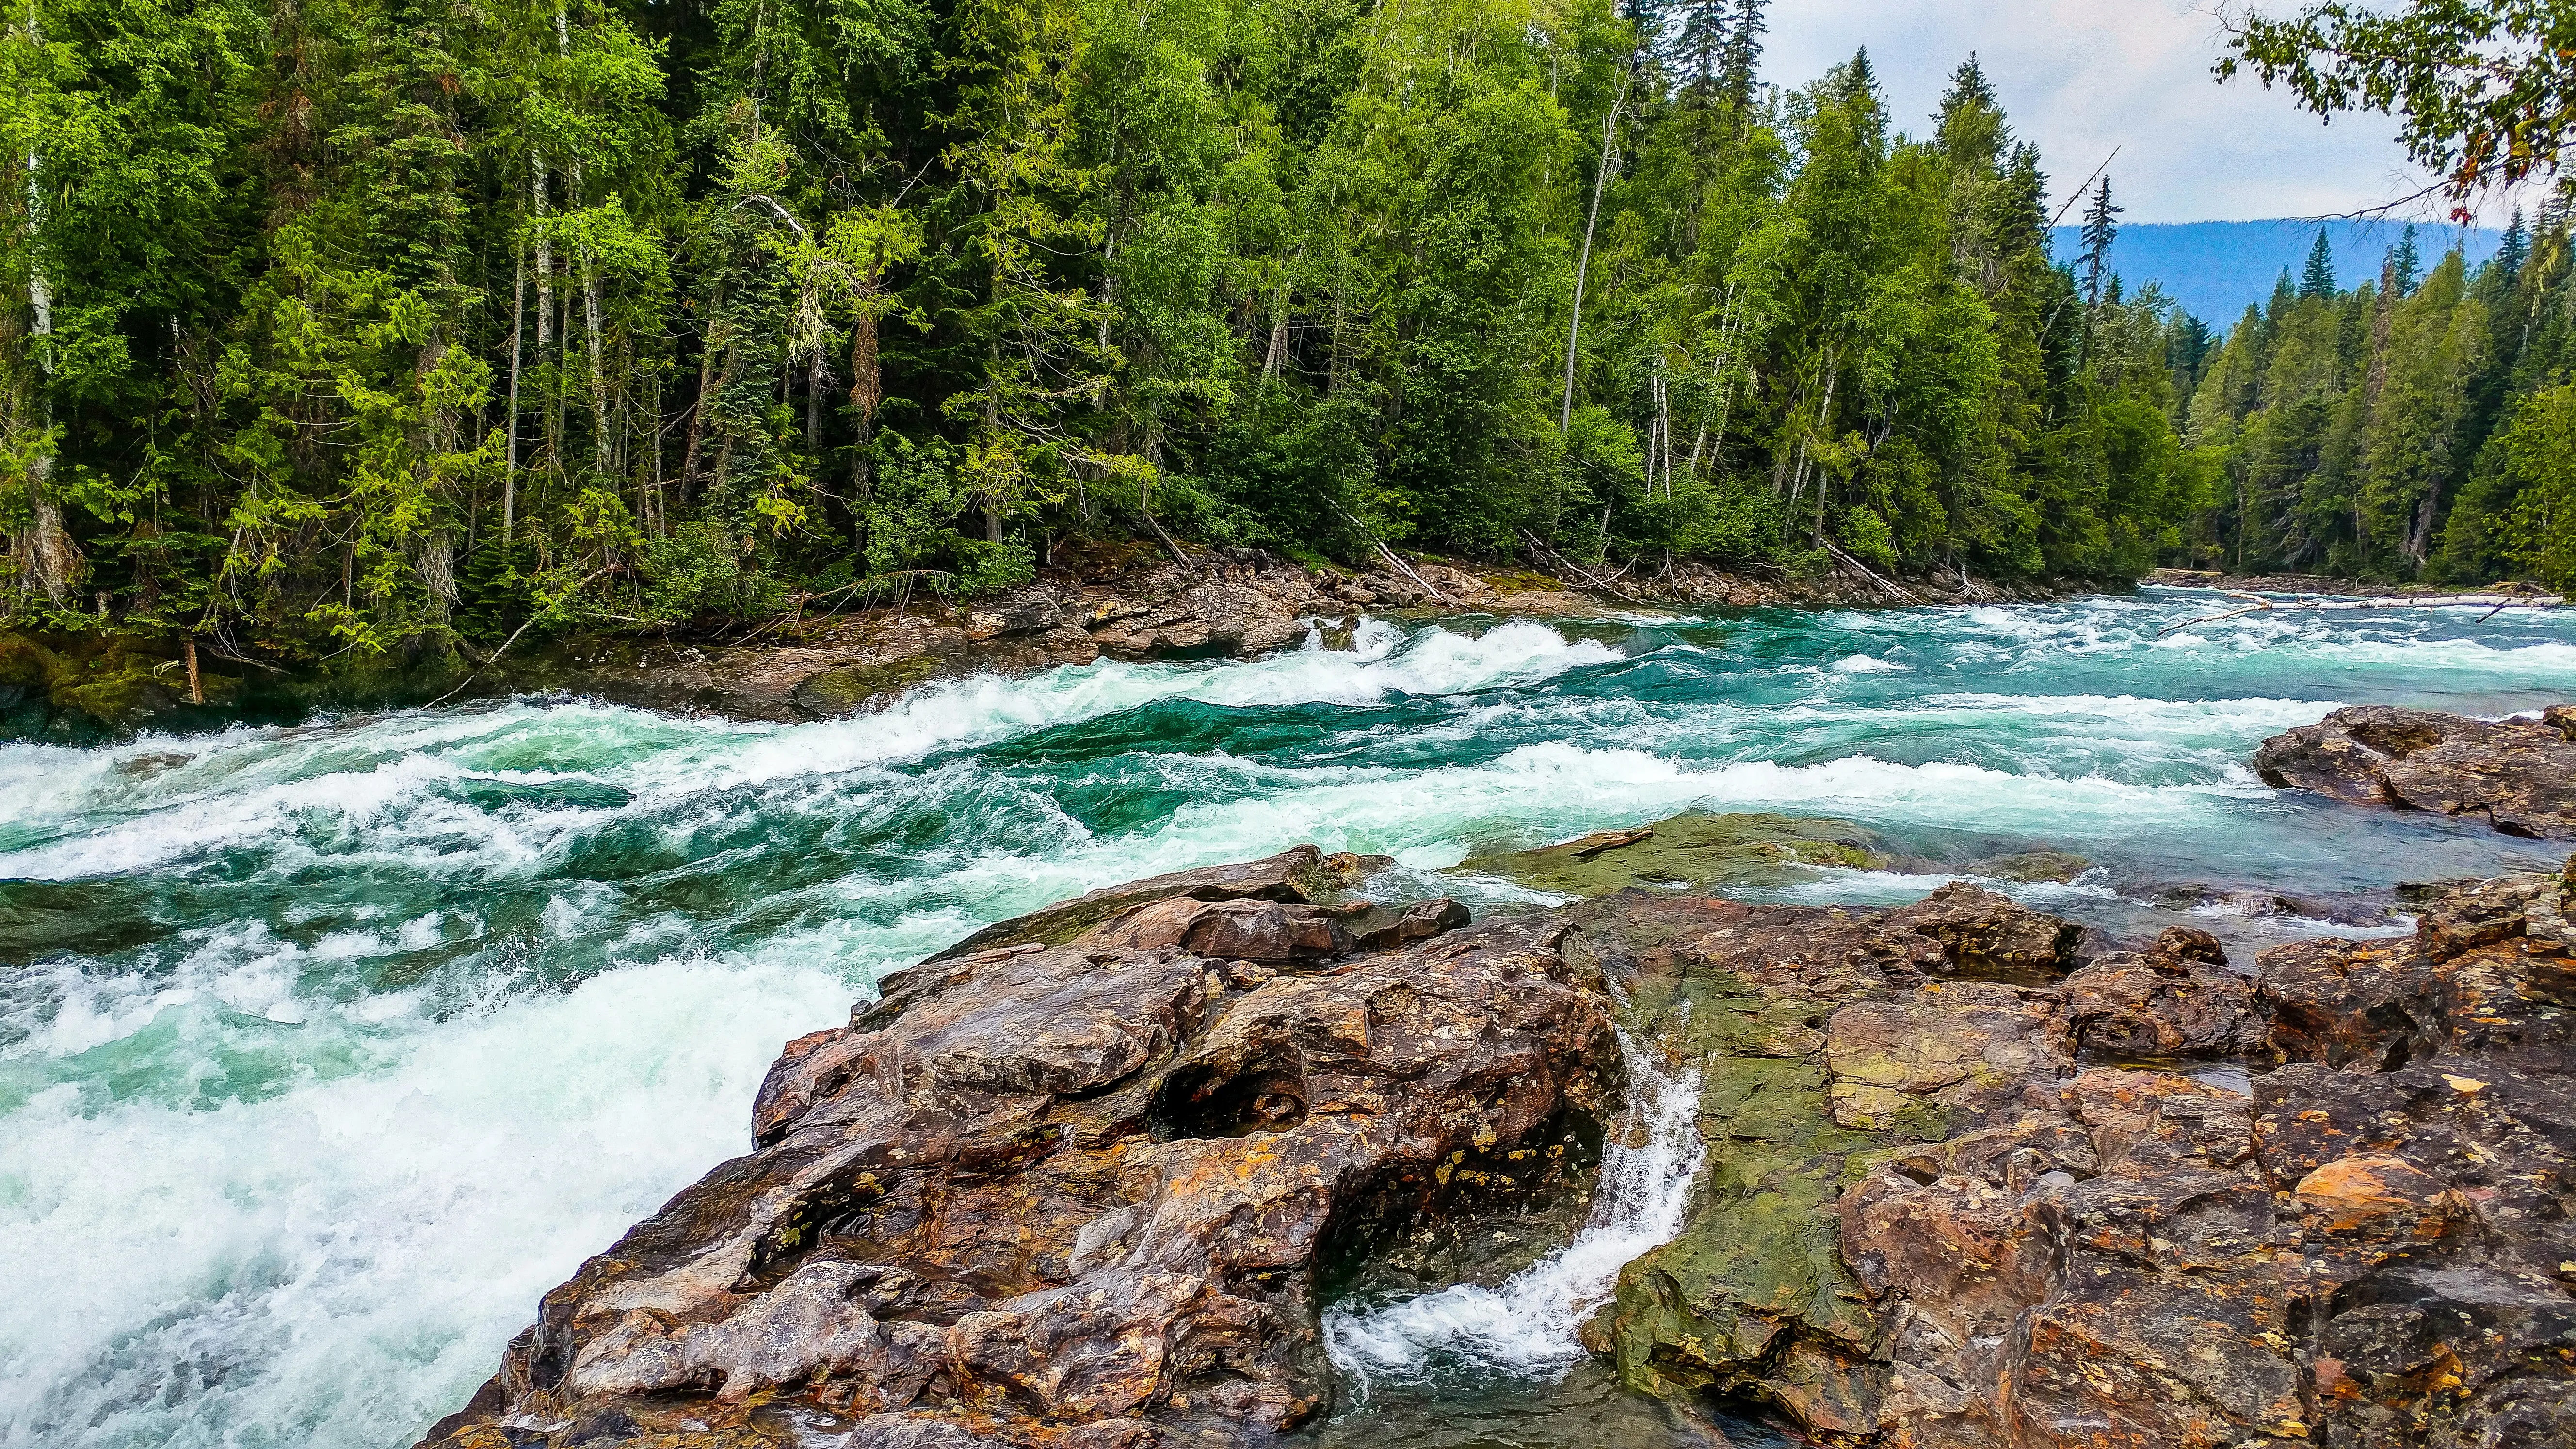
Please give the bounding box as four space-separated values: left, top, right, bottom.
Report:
2143 568 2568 600
1 548 2067 738
420 825 2576 1449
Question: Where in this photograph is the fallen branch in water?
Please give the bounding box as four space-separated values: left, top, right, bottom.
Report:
1331 503 1455 605
1521 530 1640 603
2159 588 2567 636
1820 540 1916 603
429 567 614 706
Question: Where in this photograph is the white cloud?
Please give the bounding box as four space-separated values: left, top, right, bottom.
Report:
1761 0 2456 224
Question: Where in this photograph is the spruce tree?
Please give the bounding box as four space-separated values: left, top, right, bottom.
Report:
1715 0 1766 111
2496 208 2529 283
2077 175 2119 308
1668 0 1728 86
2300 228 2338 299
1936 55 2006 170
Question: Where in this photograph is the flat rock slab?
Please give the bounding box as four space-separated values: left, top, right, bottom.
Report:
1460 812 1887 897
2254 704 2576 839
928 846 1387 961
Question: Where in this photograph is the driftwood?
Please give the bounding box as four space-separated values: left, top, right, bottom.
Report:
1522 530 1641 603
2159 588 2566 637
1138 508 1198 575
1820 541 1916 603
1331 503 1456 605
1568 825 1655 859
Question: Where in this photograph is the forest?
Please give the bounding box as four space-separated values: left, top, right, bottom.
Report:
2174 213 2576 591
0 0 2556 671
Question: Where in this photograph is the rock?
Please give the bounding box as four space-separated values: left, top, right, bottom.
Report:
1341 897 1474 952
2254 703 2576 838
2151 882 2393 925
1572 887 2080 1434
1971 849 2092 883
2062 930 2261 1061
1591 866 2576 1449
421 854 1609 1449
1879 882 2084 983
2254 935 2443 1071
927 846 1383 960
1460 812 1886 896
423 853 2576 1449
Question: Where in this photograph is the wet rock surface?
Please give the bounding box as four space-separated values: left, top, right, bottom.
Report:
1589 866 2576 1449
1460 812 1888 896
473 551 2062 727
423 848 2576 1449
421 852 1614 1449
2254 704 2576 839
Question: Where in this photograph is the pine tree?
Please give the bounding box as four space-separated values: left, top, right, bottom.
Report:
2077 175 2119 308
2496 208 2529 283
1667 0 1728 86
1715 0 1766 111
1935 55 2006 170
2300 228 2338 299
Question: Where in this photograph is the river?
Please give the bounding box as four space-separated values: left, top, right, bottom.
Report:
5 589 2574 1447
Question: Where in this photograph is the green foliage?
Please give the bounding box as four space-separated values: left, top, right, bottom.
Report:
2178 211 2576 589
1 0 2238 660
2222 0 2576 215
640 521 785 624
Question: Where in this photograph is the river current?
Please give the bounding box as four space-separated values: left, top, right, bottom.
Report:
7 589 2576 1448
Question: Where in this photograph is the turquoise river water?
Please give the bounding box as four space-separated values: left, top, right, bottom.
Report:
6 589 2576 1448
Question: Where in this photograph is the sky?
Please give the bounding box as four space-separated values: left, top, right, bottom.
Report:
1762 0 2480 226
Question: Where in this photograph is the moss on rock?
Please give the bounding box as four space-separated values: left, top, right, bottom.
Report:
1459 812 1885 897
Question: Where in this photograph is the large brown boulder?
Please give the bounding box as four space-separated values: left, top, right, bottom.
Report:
927 845 1383 961
2060 927 2263 1060
419 876 1611 1449
2253 704 2576 838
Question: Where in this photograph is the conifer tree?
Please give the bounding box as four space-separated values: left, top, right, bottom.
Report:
2388 224 2422 296
2300 228 2337 299
2496 208 2529 283
1667 0 1729 87
1715 0 1766 111
2077 175 2119 308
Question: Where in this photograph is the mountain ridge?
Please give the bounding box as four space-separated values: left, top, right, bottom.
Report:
2048 219 2505 324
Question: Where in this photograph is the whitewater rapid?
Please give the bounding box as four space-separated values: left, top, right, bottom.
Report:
1323 1030 1707 1387
6 592 2576 1447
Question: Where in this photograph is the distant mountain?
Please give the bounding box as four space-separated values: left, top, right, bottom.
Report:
2045 220 2504 327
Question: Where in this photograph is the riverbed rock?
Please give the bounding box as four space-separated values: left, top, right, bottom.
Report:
1587 866 2576 1449
927 845 1385 960
1461 812 1888 896
420 857 1613 1449
2061 927 2263 1061
2253 703 2576 838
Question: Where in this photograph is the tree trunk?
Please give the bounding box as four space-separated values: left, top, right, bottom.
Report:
806 353 823 454
15 15 77 605
533 154 553 355
679 302 725 498
1559 66 1629 434
505 253 525 539
848 309 879 507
